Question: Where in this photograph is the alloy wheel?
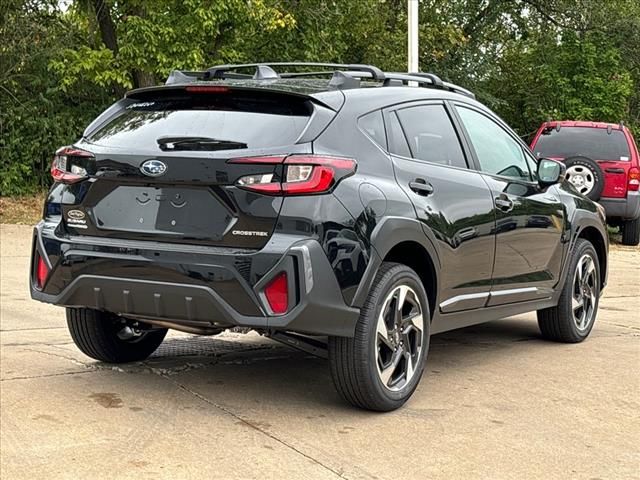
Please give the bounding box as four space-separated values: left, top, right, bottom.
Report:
375 285 424 391
572 253 598 331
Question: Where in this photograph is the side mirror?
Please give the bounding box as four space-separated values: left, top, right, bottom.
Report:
537 158 566 188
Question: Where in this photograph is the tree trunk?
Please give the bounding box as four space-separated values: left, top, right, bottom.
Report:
125 4 156 88
132 70 156 88
90 0 125 96
91 0 118 54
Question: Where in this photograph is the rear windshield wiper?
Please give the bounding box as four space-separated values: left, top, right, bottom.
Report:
157 136 248 151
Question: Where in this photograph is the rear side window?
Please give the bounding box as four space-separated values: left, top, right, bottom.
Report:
395 105 467 168
533 127 631 161
86 91 313 150
358 110 387 149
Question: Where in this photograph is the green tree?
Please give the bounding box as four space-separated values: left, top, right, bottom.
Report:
487 32 633 136
51 0 296 92
1 0 108 195
1 0 639 195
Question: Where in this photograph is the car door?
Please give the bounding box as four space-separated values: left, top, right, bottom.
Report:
384 101 496 313
452 103 565 305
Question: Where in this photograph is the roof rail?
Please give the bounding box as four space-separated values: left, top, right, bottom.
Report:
406 72 444 87
165 62 475 99
205 62 386 81
386 72 475 99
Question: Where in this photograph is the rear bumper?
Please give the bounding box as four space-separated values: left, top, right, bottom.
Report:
30 221 359 337
600 191 640 220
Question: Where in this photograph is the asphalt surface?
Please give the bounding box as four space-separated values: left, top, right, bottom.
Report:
1 224 638 479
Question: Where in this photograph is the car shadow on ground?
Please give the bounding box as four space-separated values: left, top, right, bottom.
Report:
119 317 545 412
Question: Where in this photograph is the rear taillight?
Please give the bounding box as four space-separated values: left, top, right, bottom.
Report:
264 272 289 314
229 155 356 195
51 146 94 184
35 253 49 290
628 167 640 192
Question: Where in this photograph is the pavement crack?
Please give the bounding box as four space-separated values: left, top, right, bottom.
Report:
0 326 66 332
159 373 351 480
599 322 640 332
1 370 95 381
19 347 93 368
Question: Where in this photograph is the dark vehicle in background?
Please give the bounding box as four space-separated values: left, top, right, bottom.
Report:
530 121 640 245
31 63 608 411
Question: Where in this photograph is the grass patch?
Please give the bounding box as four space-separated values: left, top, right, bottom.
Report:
0 193 46 225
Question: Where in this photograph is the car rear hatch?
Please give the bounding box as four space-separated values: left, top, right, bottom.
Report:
59 85 338 248
532 125 633 198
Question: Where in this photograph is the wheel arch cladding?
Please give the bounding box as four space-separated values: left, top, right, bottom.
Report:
350 217 440 317
383 241 437 320
577 226 607 288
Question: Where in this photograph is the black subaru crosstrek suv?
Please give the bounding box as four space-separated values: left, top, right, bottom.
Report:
31 63 608 411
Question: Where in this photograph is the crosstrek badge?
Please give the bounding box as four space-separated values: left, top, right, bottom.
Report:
231 230 268 237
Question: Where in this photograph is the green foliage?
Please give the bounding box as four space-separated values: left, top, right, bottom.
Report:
487 31 634 135
1 0 110 195
53 0 296 91
1 0 639 194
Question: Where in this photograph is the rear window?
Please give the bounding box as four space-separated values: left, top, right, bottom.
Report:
86 91 313 150
533 127 631 161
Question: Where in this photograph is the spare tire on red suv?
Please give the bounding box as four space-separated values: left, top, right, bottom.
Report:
563 156 605 201
530 121 640 246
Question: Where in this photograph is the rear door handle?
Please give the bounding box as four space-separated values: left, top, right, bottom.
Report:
409 179 434 196
495 196 514 212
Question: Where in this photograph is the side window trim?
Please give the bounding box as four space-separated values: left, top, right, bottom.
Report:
382 110 412 158
521 145 539 181
383 100 472 171
395 111 416 158
445 100 481 172
451 102 538 184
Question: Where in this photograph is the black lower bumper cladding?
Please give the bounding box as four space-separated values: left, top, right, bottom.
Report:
30 223 359 337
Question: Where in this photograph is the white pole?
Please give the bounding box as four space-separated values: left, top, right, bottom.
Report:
408 0 419 73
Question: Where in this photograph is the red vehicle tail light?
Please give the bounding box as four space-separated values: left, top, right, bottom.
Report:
35 254 49 290
230 155 356 196
283 156 356 194
51 146 94 184
263 272 288 314
628 167 640 191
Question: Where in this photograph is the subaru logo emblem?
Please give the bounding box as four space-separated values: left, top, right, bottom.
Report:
140 160 167 177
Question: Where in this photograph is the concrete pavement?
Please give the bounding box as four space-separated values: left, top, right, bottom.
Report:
1 224 638 479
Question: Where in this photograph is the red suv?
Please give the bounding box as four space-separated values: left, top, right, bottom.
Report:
531 121 640 245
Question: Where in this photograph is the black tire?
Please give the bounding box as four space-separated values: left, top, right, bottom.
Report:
621 217 640 246
66 308 167 363
564 156 605 201
328 262 430 411
537 239 600 343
